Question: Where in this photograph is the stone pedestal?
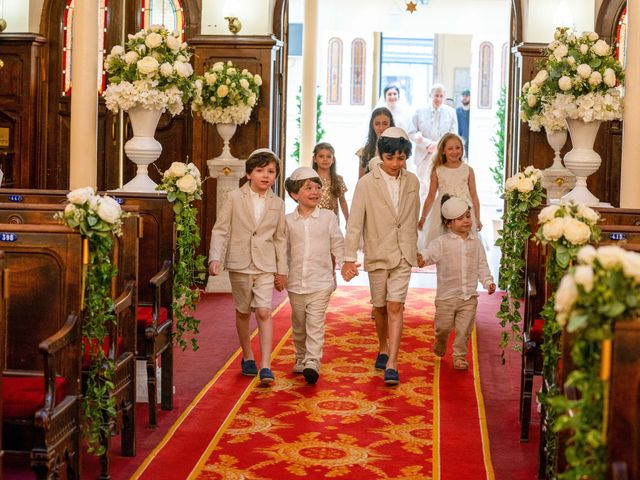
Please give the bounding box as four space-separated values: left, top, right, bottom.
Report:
205 157 246 293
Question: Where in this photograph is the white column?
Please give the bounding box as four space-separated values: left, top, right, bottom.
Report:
300 0 319 167
69 0 99 189
621 0 640 207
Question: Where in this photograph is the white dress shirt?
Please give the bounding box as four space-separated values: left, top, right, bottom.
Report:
378 167 401 214
249 188 267 223
420 231 493 301
286 207 345 294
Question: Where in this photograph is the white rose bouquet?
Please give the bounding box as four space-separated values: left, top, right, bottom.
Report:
103 25 196 116
191 61 262 125
156 161 206 351
519 26 625 132
56 187 125 238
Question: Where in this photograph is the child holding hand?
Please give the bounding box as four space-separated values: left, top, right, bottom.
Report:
209 148 288 386
284 167 344 384
417 195 495 370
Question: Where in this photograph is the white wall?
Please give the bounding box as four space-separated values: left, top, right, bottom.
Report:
201 0 274 35
523 0 596 43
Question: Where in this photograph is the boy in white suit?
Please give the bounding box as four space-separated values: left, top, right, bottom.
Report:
209 149 288 386
341 127 420 385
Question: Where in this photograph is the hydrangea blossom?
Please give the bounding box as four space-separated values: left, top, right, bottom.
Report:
518 27 625 132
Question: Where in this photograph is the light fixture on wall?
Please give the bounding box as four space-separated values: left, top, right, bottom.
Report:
223 0 242 34
224 16 242 34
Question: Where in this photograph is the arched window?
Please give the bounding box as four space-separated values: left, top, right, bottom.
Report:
62 0 109 95
501 42 509 89
615 6 627 67
326 37 343 105
141 0 185 43
477 41 493 109
350 38 366 105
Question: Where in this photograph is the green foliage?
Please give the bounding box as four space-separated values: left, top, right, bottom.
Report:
495 170 545 360
157 162 207 351
489 86 507 196
292 86 325 164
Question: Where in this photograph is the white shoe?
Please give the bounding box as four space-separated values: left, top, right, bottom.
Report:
292 359 304 374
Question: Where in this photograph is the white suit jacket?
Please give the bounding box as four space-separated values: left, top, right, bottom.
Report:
209 183 288 275
407 104 458 168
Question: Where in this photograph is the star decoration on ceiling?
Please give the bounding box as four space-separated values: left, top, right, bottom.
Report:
406 1 418 13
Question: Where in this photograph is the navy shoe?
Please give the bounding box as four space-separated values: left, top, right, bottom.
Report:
240 359 258 377
384 368 399 386
259 368 275 386
374 353 389 370
303 367 319 385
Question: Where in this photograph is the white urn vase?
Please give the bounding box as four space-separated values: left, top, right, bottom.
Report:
121 105 163 192
213 123 239 161
561 118 602 207
541 128 576 201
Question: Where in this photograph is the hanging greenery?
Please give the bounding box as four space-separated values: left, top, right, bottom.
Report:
533 201 601 477
549 245 640 479
56 187 125 455
156 161 207 351
489 86 507 196
291 86 326 164
495 167 544 360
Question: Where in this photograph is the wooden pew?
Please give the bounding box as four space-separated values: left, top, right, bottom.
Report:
0 223 83 479
0 202 140 477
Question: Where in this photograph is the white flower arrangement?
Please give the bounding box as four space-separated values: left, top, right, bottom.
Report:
504 165 543 193
536 201 600 246
157 161 203 201
519 27 625 132
103 25 195 116
191 61 262 125
57 187 124 237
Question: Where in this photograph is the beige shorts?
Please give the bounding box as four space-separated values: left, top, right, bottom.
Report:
228 271 275 314
368 259 412 307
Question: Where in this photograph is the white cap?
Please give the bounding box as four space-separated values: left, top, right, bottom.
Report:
441 196 470 220
288 166 319 181
380 127 410 141
249 147 278 158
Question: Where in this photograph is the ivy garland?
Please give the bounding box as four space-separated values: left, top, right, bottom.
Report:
549 245 640 479
56 187 125 455
533 202 601 477
157 161 207 351
495 167 544 359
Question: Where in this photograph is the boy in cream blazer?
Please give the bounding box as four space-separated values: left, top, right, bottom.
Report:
209 149 288 386
341 127 420 385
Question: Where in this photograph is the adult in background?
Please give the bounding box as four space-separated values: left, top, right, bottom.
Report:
408 83 458 204
456 89 471 157
377 85 413 132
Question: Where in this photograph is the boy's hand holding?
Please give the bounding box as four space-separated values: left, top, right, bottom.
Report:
341 262 359 282
209 260 220 276
416 252 426 268
487 283 496 295
274 274 287 292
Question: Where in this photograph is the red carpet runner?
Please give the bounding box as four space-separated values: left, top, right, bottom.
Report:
133 287 494 479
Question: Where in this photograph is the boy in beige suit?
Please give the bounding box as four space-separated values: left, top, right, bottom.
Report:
209 149 288 386
341 127 420 385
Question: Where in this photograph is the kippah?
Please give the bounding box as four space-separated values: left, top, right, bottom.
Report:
249 148 277 158
288 166 320 181
380 127 409 141
441 196 469 220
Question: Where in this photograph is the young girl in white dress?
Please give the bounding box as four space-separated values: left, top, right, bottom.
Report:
417 133 482 249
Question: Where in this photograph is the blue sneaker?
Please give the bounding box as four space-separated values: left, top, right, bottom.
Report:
384 368 399 386
240 359 258 377
374 353 389 370
259 368 275 386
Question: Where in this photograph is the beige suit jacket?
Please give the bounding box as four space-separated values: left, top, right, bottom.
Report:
344 163 420 271
209 183 288 275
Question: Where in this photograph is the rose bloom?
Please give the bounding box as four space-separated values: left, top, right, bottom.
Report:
159 62 173 77
165 34 180 53
576 204 600 223
123 51 139 65
516 176 534 192
534 69 548 84
588 71 602 86
67 186 95 205
110 45 125 56
577 64 592 79
97 196 122 224
553 44 569 60
538 204 561 224
622 250 640 283
212 62 224 72
596 245 626 268
579 43 589 54
577 245 597 265
137 56 159 75
542 217 565 241
603 68 617 87
168 162 188 177
592 39 610 56
554 274 578 314
254 74 262 86
239 78 250 90
204 72 218 85
176 174 198 194
573 265 594 292
173 61 190 78
563 217 591 245
145 32 163 49
505 176 517 192
527 93 538 107
217 85 229 97
558 76 572 91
